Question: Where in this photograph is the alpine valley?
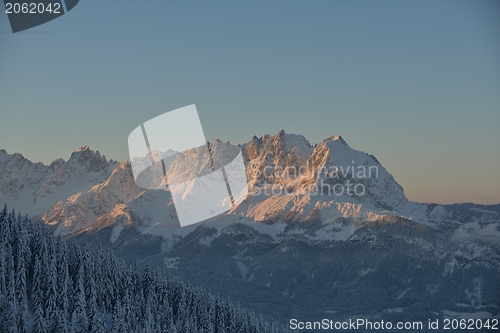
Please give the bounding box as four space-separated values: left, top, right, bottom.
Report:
1 130 499 330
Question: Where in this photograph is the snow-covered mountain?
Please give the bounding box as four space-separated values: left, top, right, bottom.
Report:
0 146 118 218
2 131 499 324
1 131 498 241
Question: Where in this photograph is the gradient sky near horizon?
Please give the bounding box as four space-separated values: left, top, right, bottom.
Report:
0 1 499 205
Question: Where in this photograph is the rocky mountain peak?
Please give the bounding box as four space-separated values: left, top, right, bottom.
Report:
68 146 111 174
76 145 90 152
323 135 348 145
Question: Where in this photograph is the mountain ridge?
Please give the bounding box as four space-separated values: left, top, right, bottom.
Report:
1 131 499 241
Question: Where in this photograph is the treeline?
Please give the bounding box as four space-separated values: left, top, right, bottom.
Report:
0 205 286 333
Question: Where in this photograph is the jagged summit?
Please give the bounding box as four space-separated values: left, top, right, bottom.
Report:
70 145 102 160
275 129 286 137
323 135 348 145
68 145 112 174
75 145 91 152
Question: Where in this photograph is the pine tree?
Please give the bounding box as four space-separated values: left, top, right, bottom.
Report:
111 298 127 333
6 269 18 333
0 245 7 332
57 242 71 327
71 264 88 333
143 289 155 333
46 252 59 333
32 301 47 333
15 244 29 333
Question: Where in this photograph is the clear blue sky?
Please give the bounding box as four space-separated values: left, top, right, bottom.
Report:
1 1 499 204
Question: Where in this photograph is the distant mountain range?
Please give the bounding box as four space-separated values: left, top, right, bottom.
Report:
1 130 499 328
